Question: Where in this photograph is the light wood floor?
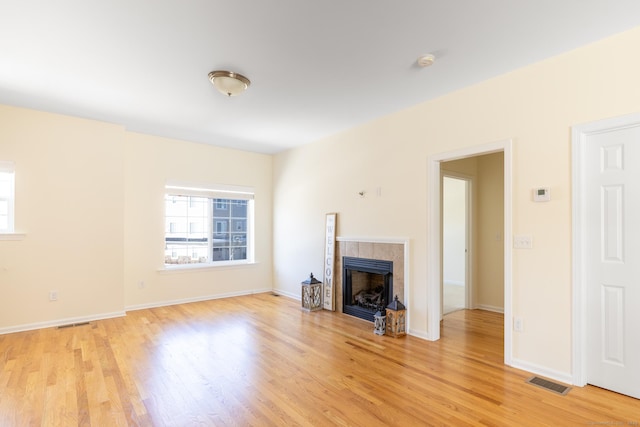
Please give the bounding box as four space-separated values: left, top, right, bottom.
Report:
1 293 638 426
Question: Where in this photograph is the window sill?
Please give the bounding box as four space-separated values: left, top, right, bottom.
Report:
158 261 258 273
0 232 26 241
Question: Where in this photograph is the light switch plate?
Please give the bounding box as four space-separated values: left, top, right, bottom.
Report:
514 235 533 249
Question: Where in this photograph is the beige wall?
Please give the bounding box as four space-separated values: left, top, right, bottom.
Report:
476 153 504 311
123 132 273 309
0 106 125 329
272 26 640 377
0 105 273 331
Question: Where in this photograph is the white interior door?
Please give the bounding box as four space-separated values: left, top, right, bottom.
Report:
584 121 640 399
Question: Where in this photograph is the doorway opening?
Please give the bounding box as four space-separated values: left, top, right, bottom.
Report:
427 139 513 366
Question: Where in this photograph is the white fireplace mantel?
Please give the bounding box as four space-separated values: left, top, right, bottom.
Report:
337 236 410 245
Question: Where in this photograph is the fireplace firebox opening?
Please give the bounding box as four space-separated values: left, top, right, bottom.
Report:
342 257 393 322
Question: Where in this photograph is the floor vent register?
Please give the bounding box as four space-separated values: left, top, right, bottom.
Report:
526 376 571 395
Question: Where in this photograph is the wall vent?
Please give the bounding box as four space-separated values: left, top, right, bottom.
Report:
526 376 571 395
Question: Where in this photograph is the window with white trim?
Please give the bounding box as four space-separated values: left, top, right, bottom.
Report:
0 162 15 233
164 183 254 266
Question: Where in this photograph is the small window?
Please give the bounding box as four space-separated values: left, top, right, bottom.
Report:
0 162 15 233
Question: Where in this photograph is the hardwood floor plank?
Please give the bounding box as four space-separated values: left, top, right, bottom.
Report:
1 293 639 426
73 347 91 426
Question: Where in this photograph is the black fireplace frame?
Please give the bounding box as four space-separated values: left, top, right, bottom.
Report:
342 256 393 322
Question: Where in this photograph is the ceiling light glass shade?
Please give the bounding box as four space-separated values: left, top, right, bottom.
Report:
208 71 251 97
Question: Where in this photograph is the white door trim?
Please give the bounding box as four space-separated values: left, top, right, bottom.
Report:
571 113 640 387
426 139 513 365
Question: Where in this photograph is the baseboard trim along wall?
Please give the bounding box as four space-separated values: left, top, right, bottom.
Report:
0 288 276 336
124 288 273 312
272 289 299 300
510 357 573 386
476 304 505 314
0 311 126 336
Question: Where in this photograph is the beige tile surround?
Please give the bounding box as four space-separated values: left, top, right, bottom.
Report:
335 240 405 314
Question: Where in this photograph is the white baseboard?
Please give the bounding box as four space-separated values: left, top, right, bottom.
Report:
475 304 504 314
0 289 276 335
509 357 574 386
271 289 299 300
408 329 432 341
0 311 126 336
125 288 273 311
443 280 464 286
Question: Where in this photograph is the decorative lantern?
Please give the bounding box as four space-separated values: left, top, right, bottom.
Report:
385 295 406 337
374 309 386 335
301 273 322 311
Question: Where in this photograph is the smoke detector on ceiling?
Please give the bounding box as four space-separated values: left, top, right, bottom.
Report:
417 54 435 67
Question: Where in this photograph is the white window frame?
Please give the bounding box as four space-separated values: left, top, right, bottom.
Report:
0 161 16 236
163 182 255 269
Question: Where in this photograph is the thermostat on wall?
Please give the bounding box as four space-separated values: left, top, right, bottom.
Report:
533 187 550 202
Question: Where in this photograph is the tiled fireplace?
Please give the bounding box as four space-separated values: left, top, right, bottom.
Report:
342 256 393 321
335 239 406 321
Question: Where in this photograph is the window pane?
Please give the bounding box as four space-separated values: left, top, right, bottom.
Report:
231 233 246 246
215 220 229 233
0 171 13 232
231 247 246 260
212 232 229 247
215 200 228 211
212 198 248 261
164 195 209 264
0 181 10 198
231 201 247 217
212 247 229 261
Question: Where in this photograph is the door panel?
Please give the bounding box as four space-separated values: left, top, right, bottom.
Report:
585 123 640 399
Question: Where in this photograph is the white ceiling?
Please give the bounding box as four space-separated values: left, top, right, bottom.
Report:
2 1 640 154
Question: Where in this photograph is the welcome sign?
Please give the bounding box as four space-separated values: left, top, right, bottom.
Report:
323 213 337 311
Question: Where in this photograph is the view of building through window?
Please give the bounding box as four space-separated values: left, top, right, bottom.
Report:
165 195 249 265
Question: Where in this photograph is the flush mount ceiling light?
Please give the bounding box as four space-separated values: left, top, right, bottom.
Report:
208 70 251 97
417 54 435 67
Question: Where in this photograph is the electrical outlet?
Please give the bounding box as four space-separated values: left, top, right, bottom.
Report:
49 291 58 301
514 317 524 332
